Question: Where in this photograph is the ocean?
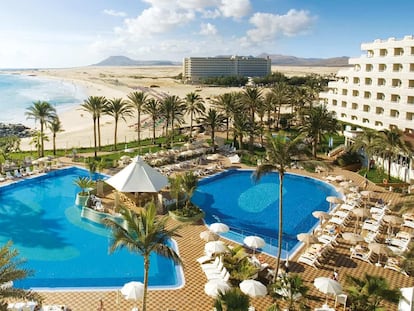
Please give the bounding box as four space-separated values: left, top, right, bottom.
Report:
0 73 86 127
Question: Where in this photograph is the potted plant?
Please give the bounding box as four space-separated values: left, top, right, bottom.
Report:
74 176 95 206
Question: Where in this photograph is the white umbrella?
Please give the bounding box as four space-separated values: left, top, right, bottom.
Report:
244 236 266 250
105 156 169 193
209 222 229 233
239 279 267 297
314 277 342 305
121 281 144 301
204 279 231 298
205 241 229 254
200 230 220 242
383 214 404 236
352 208 371 231
368 242 392 264
312 211 331 224
342 232 364 244
297 233 318 248
326 196 344 210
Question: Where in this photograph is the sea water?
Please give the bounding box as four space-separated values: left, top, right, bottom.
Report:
0 73 86 126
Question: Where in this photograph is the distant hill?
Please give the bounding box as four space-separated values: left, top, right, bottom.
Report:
257 53 350 67
93 56 180 66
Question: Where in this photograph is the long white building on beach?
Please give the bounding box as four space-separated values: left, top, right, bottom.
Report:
320 35 414 134
182 56 271 82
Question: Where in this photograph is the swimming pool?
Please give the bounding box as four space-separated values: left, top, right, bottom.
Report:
0 167 182 290
191 169 339 256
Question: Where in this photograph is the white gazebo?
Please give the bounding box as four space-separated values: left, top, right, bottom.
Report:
105 156 169 207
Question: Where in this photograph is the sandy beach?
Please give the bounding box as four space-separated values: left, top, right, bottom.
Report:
16 65 345 151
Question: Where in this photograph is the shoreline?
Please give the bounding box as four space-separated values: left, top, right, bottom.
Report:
14 65 344 151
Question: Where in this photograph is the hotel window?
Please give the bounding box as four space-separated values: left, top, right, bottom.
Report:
362 118 369 123
409 80 414 88
377 78 386 86
341 101 347 108
365 64 373 72
391 94 400 103
390 109 399 117
376 93 385 100
379 49 387 56
407 112 414 121
367 50 374 57
393 63 403 72
408 96 414 104
410 64 414 72
364 91 371 99
378 64 387 72
354 64 361 71
352 90 359 97
376 107 384 114
352 103 358 109
411 47 414 55
365 78 372 85
351 115 358 120
332 99 337 106
341 113 347 118
363 105 370 112
342 89 348 95
375 121 383 127
353 77 360 84
394 47 404 56
392 79 402 87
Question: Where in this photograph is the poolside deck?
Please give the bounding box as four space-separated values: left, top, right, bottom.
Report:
22 157 414 310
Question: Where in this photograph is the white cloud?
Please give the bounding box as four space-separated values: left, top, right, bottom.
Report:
103 9 127 17
199 23 217 36
246 9 315 42
219 0 251 19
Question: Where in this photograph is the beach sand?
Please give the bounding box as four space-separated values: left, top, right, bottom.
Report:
16 65 345 151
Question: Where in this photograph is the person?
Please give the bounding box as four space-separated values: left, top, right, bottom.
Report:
332 269 339 281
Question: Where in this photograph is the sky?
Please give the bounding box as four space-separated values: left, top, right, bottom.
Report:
0 0 413 68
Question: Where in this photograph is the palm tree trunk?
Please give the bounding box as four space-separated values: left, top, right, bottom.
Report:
137 111 141 146
152 117 156 144
273 173 284 282
114 120 118 151
40 122 44 157
226 118 229 141
97 117 102 151
142 255 150 311
190 112 194 139
53 134 56 156
211 128 215 151
93 118 97 158
387 155 392 181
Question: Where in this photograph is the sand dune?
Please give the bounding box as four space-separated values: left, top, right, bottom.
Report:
18 65 345 151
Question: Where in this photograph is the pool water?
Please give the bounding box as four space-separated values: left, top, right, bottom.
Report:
191 169 338 255
0 167 181 289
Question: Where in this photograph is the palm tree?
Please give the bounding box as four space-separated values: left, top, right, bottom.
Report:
168 95 186 146
240 87 263 151
299 105 338 158
25 101 56 157
143 98 160 144
0 241 43 309
271 82 291 129
253 132 310 280
104 98 134 150
198 108 226 151
345 273 401 311
232 114 250 151
377 128 412 181
214 288 250 311
268 273 309 311
212 93 239 141
80 96 106 158
102 202 182 311
29 131 48 158
127 91 149 146
185 92 205 139
350 128 381 172
49 117 64 156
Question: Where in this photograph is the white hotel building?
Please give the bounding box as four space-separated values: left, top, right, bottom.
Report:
182 56 271 82
320 35 414 182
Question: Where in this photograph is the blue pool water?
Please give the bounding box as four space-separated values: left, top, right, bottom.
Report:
0 167 181 289
191 169 339 256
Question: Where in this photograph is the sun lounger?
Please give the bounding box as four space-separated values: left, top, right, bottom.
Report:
42 305 67 311
201 257 222 272
197 254 213 264
205 267 228 280
5 171 15 180
384 257 408 275
350 247 374 263
297 252 321 269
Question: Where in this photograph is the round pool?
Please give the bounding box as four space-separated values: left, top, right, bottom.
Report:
191 169 339 256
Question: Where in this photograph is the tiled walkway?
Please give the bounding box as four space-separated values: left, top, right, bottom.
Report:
30 159 414 310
